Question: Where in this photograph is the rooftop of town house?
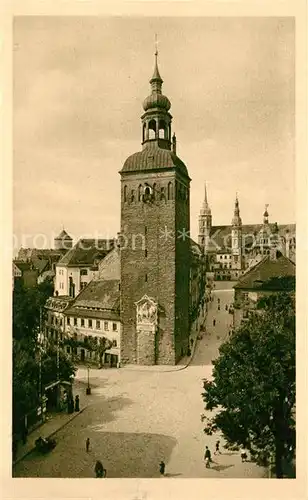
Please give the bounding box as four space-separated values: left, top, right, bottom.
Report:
234 252 295 291
13 261 37 272
64 279 120 316
57 239 115 267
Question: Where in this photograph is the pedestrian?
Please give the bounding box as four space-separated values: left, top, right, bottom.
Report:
159 460 166 476
95 460 104 478
225 304 228 311
213 318 216 327
240 449 247 462
204 446 212 468
218 305 220 311
86 437 90 452
74 394 80 412
214 440 221 455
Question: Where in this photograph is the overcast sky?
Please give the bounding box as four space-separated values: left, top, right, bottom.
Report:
13 16 295 248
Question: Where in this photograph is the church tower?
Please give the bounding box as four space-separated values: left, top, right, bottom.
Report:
231 195 242 270
119 48 191 365
198 182 212 254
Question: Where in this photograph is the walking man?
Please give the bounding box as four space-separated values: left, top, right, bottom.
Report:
204 446 212 468
213 318 216 327
214 440 221 455
86 437 90 452
159 461 166 476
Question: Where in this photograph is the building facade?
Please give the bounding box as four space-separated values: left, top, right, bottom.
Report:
119 52 191 365
63 279 121 367
55 238 114 297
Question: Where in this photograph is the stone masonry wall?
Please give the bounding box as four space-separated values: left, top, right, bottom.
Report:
120 169 190 365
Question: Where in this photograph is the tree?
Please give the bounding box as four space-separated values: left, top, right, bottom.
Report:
202 293 295 478
41 345 76 386
13 280 54 346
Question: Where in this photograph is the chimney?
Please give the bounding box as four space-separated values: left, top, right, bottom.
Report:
172 133 177 154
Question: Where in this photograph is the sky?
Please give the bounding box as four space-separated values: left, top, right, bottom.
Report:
13 16 295 249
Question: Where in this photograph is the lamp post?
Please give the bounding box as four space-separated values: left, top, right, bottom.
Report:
86 365 91 395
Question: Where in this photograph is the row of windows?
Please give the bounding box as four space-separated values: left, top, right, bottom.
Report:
123 183 188 203
59 282 65 289
50 316 63 326
218 255 231 260
67 317 118 331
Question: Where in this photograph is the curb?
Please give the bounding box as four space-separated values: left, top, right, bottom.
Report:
13 406 88 466
121 336 200 373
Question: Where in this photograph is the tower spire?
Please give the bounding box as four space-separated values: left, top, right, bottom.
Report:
232 193 242 226
150 33 162 85
204 182 208 205
200 182 211 215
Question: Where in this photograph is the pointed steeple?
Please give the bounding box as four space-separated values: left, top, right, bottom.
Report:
150 37 163 88
232 194 242 226
200 182 211 215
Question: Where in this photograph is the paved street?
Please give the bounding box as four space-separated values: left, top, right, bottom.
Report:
13 282 266 478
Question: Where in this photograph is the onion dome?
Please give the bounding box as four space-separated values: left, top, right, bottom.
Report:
142 50 171 112
143 93 171 112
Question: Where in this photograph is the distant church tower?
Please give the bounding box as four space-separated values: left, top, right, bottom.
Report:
119 47 191 366
231 195 242 270
54 229 73 251
198 182 212 254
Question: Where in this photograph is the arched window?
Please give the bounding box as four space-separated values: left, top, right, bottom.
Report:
131 189 135 203
148 119 156 140
201 237 205 245
152 183 157 201
167 182 173 200
138 184 142 202
142 123 146 143
160 186 165 200
124 185 127 202
159 120 166 139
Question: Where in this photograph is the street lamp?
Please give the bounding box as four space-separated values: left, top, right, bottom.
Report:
86 365 91 395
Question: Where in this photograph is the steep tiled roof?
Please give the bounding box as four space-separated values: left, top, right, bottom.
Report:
121 144 189 177
13 261 33 272
65 279 120 316
32 258 49 274
57 239 114 267
234 253 295 290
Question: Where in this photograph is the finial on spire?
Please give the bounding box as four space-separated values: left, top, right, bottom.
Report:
150 34 162 84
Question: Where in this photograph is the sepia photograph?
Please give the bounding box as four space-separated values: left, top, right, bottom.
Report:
10 13 298 484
